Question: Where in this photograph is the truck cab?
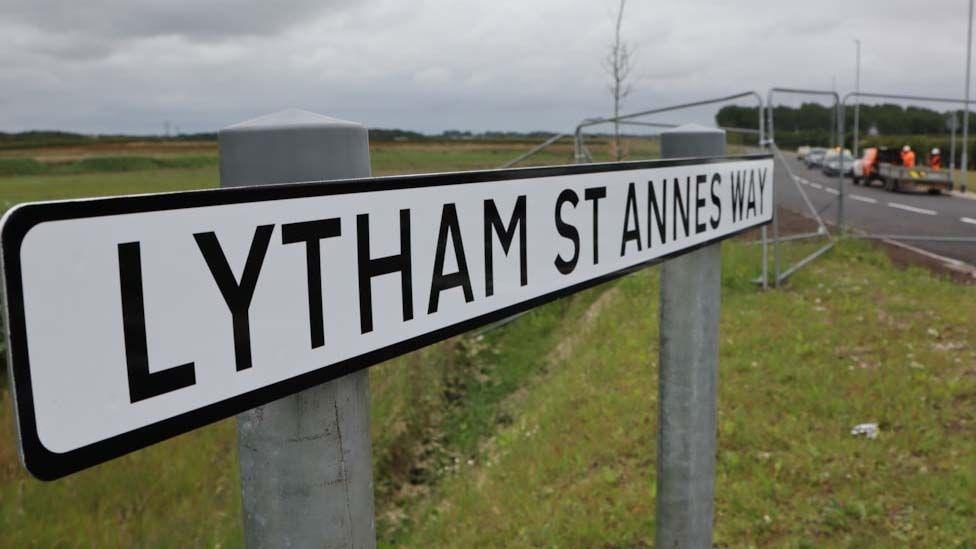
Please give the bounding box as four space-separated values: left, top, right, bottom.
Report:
852 147 898 185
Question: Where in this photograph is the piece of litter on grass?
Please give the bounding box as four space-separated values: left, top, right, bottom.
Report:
851 423 879 439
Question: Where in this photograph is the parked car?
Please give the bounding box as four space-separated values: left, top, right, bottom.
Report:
797 145 811 160
822 150 856 176
804 148 827 169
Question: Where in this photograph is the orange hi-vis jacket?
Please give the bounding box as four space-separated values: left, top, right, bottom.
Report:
901 150 916 167
929 154 942 170
863 148 878 175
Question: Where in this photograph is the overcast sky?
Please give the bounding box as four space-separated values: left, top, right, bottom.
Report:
1 0 973 135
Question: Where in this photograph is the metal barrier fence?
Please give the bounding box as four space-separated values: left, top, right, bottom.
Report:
573 91 765 163
501 88 976 289
763 87 841 287
498 132 570 168
762 142 835 287
766 89 976 286
572 93 769 285
498 92 764 168
500 92 770 285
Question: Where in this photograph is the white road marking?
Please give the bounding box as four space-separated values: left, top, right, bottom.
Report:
850 194 878 204
887 202 937 216
961 216 976 225
824 187 839 195
879 237 976 276
810 182 822 189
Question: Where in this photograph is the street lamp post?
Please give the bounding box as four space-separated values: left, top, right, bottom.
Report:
963 0 973 192
853 39 861 158
950 112 958 173
831 75 837 148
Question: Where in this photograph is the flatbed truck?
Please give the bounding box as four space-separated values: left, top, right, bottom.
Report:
852 147 952 194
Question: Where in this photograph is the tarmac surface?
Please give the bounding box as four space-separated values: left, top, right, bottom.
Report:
773 151 976 266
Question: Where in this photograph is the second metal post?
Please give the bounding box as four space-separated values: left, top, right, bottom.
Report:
655 124 724 548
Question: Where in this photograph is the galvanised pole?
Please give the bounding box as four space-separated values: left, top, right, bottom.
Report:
220 109 376 548
951 112 958 173
853 39 861 159
830 76 837 148
656 124 724 549
837 102 845 233
963 0 973 193
760 104 768 290
766 102 779 287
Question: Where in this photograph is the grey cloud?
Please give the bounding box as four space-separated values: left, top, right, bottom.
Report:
1 0 354 62
0 0 973 134
1 0 344 40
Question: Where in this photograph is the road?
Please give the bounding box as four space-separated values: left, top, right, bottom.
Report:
773 151 976 265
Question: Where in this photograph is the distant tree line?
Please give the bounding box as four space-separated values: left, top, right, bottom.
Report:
717 103 976 137
717 103 976 166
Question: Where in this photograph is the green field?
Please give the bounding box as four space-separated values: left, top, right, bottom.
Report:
0 140 972 547
0 138 659 211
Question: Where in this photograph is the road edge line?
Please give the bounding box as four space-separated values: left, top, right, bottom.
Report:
776 206 976 280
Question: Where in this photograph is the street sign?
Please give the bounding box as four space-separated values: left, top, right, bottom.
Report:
1 154 772 479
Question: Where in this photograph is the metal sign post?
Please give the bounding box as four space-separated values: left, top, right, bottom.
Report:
655 125 724 548
219 110 376 548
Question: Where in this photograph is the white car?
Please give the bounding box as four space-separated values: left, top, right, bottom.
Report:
797 146 811 160
821 150 855 176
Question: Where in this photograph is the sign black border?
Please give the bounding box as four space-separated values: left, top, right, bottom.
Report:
1 154 772 480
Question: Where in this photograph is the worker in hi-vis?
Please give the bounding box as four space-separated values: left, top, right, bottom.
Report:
901 145 916 168
928 148 942 170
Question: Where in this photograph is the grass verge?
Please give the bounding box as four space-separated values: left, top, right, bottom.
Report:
388 239 975 547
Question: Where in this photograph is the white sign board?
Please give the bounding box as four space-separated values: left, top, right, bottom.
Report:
1 155 772 479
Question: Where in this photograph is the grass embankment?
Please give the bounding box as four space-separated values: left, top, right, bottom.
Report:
0 252 604 546
390 240 975 547
0 273 600 546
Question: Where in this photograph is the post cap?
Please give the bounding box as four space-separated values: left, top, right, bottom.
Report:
660 123 726 136
223 108 363 132
219 109 371 188
660 124 726 159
